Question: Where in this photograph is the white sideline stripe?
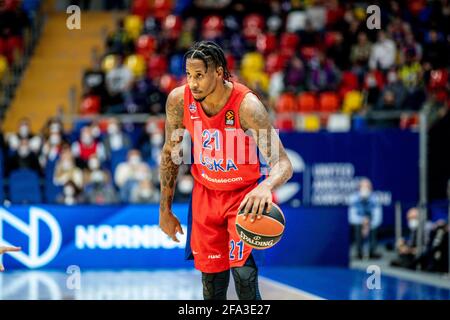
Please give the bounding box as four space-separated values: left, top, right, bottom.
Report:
259 275 325 300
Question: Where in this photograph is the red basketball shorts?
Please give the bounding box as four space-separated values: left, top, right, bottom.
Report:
186 180 258 273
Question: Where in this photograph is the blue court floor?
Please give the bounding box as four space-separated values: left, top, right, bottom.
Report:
1 267 449 300
259 267 450 300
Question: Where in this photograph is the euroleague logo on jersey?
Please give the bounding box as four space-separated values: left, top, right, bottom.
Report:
189 103 197 113
225 110 235 126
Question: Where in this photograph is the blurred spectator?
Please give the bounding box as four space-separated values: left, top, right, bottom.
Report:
83 165 119 205
106 19 135 56
284 56 307 92
326 31 351 70
369 31 396 72
348 178 383 259
105 55 134 113
82 56 107 110
6 118 42 155
307 52 341 92
173 173 194 202
71 126 105 168
56 181 84 206
375 68 406 110
130 179 159 204
8 138 41 174
39 132 65 170
54 149 84 190
423 30 448 69
350 32 372 80
102 118 133 160
114 149 152 202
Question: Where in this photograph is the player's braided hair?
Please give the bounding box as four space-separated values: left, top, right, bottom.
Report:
184 41 231 80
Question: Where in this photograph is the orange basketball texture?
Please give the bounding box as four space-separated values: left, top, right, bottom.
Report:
235 203 285 249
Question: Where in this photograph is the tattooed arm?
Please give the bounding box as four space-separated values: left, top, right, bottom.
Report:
237 93 293 222
159 86 185 242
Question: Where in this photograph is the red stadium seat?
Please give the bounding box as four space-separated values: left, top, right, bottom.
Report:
339 71 359 98
162 15 182 39
243 13 265 42
318 92 340 112
136 34 157 59
131 0 150 19
300 46 318 61
280 32 300 51
275 115 295 131
276 92 298 113
428 69 448 90
159 74 178 94
80 95 101 115
147 54 168 79
256 33 277 55
297 92 318 112
225 53 235 72
151 0 173 21
202 15 224 39
265 53 287 75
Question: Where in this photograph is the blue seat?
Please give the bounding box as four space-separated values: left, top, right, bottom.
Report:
110 148 129 176
9 169 42 203
44 158 61 203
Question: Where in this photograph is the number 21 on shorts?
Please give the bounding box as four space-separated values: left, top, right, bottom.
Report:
229 240 244 260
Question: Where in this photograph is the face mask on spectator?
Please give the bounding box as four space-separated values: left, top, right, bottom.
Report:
88 158 100 170
110 134 123 150
91 125 101 138
129 155 141 166
49 134 61 146
18 146 30 157
64 185 75 197
140 188 152 198
151 134 163 146
50 123 61 134
408 219 419 230
146 123 156 134
108 124 119 135
387 72 397 84
81 133 93 145
178 177 193 194
61 160 73 170
366 75 376 88
19 125 30 137
90 170 104 183
360 188 371 199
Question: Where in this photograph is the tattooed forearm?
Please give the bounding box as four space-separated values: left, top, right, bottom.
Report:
240 93 293 191
159 87 185 214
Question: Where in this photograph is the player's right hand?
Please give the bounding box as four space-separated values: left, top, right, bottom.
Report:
159 211 184 243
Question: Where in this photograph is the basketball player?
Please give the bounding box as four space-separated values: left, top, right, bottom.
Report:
0 246 21 272
159 41 293 300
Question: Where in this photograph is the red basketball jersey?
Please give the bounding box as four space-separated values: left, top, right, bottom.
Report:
182 81 261 191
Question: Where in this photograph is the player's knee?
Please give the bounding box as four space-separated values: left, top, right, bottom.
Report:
231 262 262 300
201 270 230 300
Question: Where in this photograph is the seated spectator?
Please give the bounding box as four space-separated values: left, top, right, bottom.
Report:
307 52 341 92
105 55 134 113
283 56 307 92
350 32 372 81
375 68 406 110
173 173 194 202
105 18 134 56
114 149 152 202
6 117 42 157
56 181 84 206
348 178 383 259
415 219 449 273
137 121 164 168
102 118 133 160
39 132 65 170
390 207 420 269
130 179 159 204
8 138 41 175
82 56 108 110
423 29 448 69
53 149 84 190
71 126 105 169
83 167 119 205
369 30 396 72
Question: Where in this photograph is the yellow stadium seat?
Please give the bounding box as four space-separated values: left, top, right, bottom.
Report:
243 71 270 93
102 54 118 72
342 90 364 114
302 114 321 132
0 55 8 79
124 15 143 40
240 52 264 73
125 54 146 77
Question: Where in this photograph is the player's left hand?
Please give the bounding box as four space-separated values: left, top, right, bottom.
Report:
0 246 21 272
237 183 272 223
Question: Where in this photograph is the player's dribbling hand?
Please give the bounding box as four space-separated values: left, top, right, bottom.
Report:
159 211 184 243
0 246 21 272
237 183 272 223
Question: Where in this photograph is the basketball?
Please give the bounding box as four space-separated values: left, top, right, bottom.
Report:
235 203 286 249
